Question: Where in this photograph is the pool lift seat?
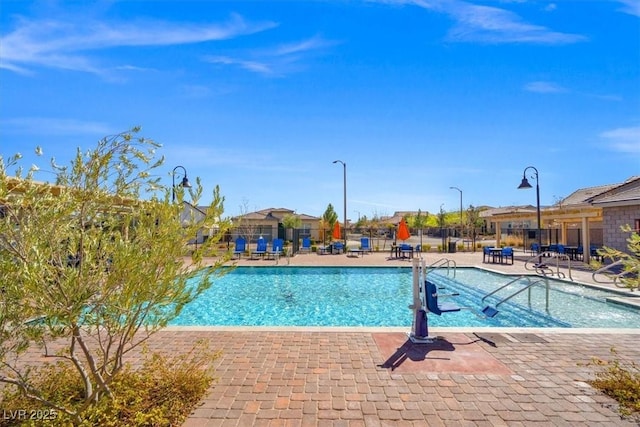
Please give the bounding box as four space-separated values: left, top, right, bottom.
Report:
409 259 468 344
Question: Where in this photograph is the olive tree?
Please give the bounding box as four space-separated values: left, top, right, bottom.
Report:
0 128 231 422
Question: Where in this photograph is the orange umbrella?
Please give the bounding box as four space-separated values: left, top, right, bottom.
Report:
397 218 410 241
332 221 341 240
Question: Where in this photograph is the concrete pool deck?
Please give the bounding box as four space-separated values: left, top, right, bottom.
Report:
165 249 640 426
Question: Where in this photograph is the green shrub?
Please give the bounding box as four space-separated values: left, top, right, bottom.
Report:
0 341 219 426
586 348 640 419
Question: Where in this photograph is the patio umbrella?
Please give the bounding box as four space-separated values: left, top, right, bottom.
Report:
332 221 341 240
397 218 410 242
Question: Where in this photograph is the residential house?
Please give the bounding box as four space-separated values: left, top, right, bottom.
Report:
231 208 322 244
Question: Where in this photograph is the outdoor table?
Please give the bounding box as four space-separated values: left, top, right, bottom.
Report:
564 246 579 260
488 247 503 263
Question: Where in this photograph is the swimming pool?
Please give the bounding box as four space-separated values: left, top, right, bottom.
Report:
170 266 640 328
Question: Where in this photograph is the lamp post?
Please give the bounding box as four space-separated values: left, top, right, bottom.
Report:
333 160 347 245
172 165 191 202
449 186 463 239
518 166 541 262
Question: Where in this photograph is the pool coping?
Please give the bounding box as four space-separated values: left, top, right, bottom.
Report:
163 325 640 334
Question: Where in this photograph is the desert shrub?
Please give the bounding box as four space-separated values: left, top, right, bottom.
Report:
0 341 219 427
503 235 522 248
586 348 640 419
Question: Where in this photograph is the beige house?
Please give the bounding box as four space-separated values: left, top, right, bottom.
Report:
231 208 322 244
481 176 640 261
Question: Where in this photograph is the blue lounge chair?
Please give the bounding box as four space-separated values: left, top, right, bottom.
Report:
266 238 284 260
299 237 311 254
251 237 267 259
233 237 246 259
332 242 344 254
360 237 372 254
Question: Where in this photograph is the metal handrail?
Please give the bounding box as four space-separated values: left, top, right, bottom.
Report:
482 276 551 312
427 258 457 278
592 260 638 289
524 251 574 281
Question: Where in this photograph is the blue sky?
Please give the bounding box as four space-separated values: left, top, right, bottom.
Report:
1 1 639 220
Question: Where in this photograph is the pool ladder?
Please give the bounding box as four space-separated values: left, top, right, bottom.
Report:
427 257 457 278
524 252 574 281
592 260 638 290
481 276 550 318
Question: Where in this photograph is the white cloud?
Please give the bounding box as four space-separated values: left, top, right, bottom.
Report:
616 0 640 17
383 0 586 44
204 35 337 76
524 81 568 93
600 126 640 153
205 55 274 75
444 2 586 44
0 13 277 76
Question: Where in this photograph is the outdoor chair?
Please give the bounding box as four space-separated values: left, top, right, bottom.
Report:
360 237 372 254
299 237 311 254
501 247 514 265
251 237 267 259
266 238 284 260
482 246 492 263
233 237 246 259
332 242 344 254
530 243 540 255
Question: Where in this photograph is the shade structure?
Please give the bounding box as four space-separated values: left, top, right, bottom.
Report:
397 218 411 241
332 221 341 240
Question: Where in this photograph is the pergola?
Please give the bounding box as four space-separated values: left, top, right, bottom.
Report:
484 203 603 263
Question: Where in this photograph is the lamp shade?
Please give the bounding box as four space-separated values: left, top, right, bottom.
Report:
518 177 532 189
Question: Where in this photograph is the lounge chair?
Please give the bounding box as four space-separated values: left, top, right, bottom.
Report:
251 237 267 259
233 237 246 259
360 237 372 254
299 237 311 254
266 238 284 260
332 242 344 254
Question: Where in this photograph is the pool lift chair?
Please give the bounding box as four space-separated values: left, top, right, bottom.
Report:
409 259 487 344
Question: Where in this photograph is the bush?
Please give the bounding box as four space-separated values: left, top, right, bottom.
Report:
585 347 640 419
0 341 219 426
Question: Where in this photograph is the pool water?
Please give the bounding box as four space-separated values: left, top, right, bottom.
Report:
170 266 640 328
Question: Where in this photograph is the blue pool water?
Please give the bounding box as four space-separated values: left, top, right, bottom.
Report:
170 267 640 328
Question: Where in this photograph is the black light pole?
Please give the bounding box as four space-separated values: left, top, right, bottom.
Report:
333 160 347 246
518 166 541 261
450 186 463 239
172 165 191 202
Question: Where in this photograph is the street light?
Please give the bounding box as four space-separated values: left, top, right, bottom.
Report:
518 166 541 262
449 186 463 238
333 160 347 245
172 165 191 202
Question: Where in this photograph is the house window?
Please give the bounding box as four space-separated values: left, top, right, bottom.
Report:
635 218 640 233
300 223 312 238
